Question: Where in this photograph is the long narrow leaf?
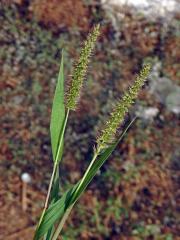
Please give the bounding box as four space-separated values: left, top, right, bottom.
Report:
69 117 136 205
44 51 65 240
34 183 79 240
34 118 136 239
50 51 65 162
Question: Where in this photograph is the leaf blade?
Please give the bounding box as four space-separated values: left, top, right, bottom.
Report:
34 184 78 239
50 51 65 162
34 118 136 238
69 117 136 204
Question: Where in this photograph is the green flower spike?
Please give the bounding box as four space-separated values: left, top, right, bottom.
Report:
96 64 151 153
66 24 100 110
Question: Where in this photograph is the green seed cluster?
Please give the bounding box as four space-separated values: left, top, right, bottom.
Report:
66 24 100 110
96 64 151 153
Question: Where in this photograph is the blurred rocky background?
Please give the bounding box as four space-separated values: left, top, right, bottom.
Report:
0 0 179 239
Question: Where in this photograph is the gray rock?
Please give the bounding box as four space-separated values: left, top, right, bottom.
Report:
136 106 159 121
101 0 179 20
166 90 180 114
149 63 180 114
149 77 177 103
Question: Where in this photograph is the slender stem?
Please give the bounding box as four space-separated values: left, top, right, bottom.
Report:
44 165 57 210
51 117 137 240
52 205 74 240
54 109 70 165
72 152 98 198
37 163 57 227
35 109 70 232
51 153 99 240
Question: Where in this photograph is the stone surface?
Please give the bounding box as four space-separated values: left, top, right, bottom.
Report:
101 0 179 19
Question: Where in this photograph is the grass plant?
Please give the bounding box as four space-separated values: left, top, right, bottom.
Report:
34 24 151 240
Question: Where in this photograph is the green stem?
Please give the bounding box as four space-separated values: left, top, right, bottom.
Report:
37 163 57 228
51 153 98 240
54 108 70 165
34 109 70 236
51 117 137 239
51 205 74 240
72 153 98 198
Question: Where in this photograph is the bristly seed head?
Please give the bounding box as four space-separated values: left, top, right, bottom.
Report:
96 64 151 153
66 24 100 110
